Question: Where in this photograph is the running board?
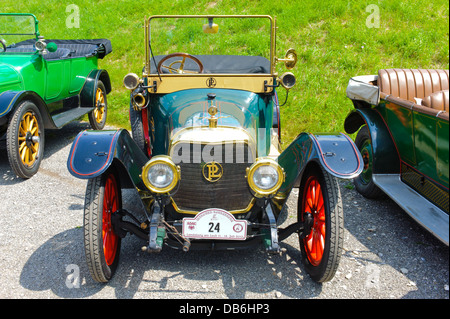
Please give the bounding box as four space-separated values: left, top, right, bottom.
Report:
373 174 449 246
52 106 94 128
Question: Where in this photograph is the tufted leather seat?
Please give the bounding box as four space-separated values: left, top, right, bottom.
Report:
422 90 449 112
378 69 449 113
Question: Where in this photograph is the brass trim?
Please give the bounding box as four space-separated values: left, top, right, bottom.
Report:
147 15 275 71
170 196 256 215
147 74 274 94
144 17 149 75
169 126 257 153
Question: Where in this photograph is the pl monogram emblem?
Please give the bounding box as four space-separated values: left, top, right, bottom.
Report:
202 161 223 182
206 77 217 88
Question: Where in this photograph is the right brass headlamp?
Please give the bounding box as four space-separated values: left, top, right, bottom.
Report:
246 158 284 197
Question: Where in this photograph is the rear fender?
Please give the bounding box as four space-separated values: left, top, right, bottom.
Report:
67 129 148 190
344 108 400 174
79 69 111 107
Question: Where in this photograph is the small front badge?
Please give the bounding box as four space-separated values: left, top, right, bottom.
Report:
203 161 223 182
206 77 217 88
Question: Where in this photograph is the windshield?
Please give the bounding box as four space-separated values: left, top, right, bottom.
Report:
146 15 274 74
0 13 38 54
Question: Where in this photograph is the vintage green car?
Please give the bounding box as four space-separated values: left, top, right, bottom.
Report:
0 13 111 178
345 69 449 245
67 15 363 283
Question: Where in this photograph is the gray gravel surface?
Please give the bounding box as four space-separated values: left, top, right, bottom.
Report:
0 122 448 300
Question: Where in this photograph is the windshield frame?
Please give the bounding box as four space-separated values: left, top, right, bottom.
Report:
144 15 276 76
0 13 39 54
0 13 39 38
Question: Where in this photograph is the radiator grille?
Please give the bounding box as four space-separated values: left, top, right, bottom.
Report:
171 142 254 213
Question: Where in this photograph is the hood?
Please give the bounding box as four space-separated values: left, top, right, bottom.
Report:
0 63 22 90
151 88 274 157
157 88 267 139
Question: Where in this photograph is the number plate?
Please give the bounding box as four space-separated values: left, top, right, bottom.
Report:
182 208 247 240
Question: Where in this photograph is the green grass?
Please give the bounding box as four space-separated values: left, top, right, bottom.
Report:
2 0 449 148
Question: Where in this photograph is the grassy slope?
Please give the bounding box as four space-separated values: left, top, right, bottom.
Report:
2 0 449 147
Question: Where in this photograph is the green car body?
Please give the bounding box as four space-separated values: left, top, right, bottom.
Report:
0 13 111 178
345 69 449 245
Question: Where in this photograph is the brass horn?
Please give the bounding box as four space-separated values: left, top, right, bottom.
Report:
132 93 146 110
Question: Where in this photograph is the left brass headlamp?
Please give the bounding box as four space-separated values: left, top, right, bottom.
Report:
142 156 181 194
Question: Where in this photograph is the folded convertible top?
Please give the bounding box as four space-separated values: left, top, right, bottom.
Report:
10 38 112 59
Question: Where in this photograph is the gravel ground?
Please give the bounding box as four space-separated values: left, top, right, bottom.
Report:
0 122 448 300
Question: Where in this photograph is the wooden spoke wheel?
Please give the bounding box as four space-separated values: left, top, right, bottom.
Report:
88 80 107 130
298 165 344 282
84 171 122 282
6 100 44 178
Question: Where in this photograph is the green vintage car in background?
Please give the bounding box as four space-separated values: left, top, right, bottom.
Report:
345 69 449 245
0 13 111 178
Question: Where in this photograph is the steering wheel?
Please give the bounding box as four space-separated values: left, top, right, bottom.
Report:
157 53 204 74
0 39 6 52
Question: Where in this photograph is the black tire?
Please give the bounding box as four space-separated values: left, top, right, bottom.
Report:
88 80 107 130
84 171 122 283
353 126 384 199
129 102 148 156
6 100 45 178
298 165 344 282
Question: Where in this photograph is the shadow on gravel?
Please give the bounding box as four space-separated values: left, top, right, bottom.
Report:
19 227 103 298
19 227 323 298
340 181 449 299
0 121 91 185
106 240 323 299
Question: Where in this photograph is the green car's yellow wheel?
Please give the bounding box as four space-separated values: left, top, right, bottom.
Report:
6 100 44 178
88 80 107 130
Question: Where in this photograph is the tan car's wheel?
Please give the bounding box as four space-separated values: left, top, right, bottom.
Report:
6 100 44 178
353 126 384 199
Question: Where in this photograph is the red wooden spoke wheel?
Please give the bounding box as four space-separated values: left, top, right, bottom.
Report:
102 174 120 266
298 166 344 283
84 171 122 283
302 175 326 266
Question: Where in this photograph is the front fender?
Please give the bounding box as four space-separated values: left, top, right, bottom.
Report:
67 129 149 190
0 90 56 129
344 108 400 174
278 132 363 194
